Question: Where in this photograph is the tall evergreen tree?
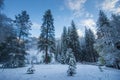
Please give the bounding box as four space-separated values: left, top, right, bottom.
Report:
15 11 31 41
95 10 110 66
38 9 55 64
0 0 10 43
84 28 98 62
0 14 13 43
96 10 110 39
111 14 120 38
110 14 120 69
66 27 71 48
61 26 67 64
14 10 32 67
0 0 17 64
94 10 120 68
68 21 82 62
0 0 4 11
0 21 17 64
55 39 62 62
0 35 20 68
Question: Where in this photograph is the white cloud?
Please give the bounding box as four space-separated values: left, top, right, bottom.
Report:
65 0 93 18
77 29 84 37
66 0 86 11
32 22 41 30
81 19 96 27
80 19 96 34
100 0 120 14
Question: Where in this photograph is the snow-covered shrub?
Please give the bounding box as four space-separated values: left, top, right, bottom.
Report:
67 48 76 76
27 65 35 74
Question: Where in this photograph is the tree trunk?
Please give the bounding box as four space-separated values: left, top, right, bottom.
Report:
45 46 48 64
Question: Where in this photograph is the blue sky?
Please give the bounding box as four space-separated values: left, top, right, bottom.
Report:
3 0 120 38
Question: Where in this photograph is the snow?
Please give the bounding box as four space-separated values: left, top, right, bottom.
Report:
26 49 55 64
26 49 42 63
0 64 120 80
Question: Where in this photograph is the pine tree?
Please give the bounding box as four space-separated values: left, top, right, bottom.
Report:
0 19 19 67
15 11 31 41
67 48 76 76
94 10 119 68
38 9 55 64
55 39 62 62
96 10 110 39
0 14 13 43
68 21 82 62
84 28 98 62
61 26 67 64
111 14 120 38
66 27 71 48
14 10 32 67
1 35 20 68
95 10 110 66
0 0 17 64
110 14 120 69
0 0 4 11
0 0 12 43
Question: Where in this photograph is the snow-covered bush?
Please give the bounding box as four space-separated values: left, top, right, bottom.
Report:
27 65 35 74
67 48 76 76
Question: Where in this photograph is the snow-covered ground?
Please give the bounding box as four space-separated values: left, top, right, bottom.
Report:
0 64 120 80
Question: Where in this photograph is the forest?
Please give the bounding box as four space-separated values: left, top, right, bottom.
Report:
0 0 120 80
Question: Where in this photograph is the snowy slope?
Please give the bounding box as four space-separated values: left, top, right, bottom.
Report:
0 64 120 80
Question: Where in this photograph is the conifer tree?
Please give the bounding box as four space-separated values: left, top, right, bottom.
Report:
0 0 4 11
111 14 120 38
84 28 98 62
14 10 32 67
61 26 67 64
110 14 120 69
55 39 62 62
96 10 110 39
67 48 76 76
94 10 118 68
68 21 82 62
38 9 55 64
0 0 17 65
